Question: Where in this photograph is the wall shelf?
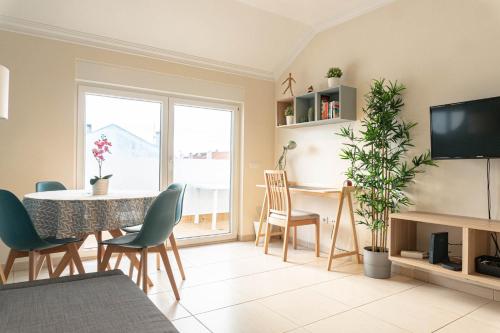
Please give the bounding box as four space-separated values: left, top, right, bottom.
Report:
276 85 356 128
390 211 500 289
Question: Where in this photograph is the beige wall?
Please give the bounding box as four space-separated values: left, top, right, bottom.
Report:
275 0 500 253
0 30 275 261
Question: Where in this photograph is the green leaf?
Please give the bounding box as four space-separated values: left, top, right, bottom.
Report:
102 174 113 179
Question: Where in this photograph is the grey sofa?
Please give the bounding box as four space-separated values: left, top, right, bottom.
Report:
0 270 178 333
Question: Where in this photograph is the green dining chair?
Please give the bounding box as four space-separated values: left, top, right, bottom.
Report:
35 180 68 275
99 188 181 298
0 189 85 282
35 181 66 192
118 183 187 280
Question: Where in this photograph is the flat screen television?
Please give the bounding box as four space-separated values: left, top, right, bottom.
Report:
430 96 500 159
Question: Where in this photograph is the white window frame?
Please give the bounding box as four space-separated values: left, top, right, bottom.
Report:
76 84 240 245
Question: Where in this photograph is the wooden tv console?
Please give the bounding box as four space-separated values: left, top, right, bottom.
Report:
390 211 500 289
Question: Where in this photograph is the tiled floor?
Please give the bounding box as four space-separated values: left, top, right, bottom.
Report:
9 241 500 333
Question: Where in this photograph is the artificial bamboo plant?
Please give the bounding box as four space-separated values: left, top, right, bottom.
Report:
338 79 436 252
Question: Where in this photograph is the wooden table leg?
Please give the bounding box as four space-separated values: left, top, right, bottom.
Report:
347 191 361 263
255 191 267 246
95 231 103 268
327 191 345 271
108 229 153 287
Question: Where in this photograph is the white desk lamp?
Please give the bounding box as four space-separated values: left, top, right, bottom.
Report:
0 65 9 119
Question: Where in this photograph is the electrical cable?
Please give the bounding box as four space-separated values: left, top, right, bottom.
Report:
486 158 500 257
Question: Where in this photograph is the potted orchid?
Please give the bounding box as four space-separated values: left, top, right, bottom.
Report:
90 134 113 195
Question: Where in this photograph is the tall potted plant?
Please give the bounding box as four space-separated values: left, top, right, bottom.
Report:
338 79 436 278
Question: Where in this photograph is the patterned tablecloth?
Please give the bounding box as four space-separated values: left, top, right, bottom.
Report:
23 190 158 238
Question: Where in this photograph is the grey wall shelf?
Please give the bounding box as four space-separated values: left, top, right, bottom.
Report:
276 85 357 128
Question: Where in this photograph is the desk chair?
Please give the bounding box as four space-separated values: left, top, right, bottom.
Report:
263 170 320 262
35 181 76 276
99 188 181 298
35 181 66 192
117 183 187 281
0 189 85 282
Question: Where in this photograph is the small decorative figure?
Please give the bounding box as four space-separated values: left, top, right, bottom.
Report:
307 85 314 93
281 73 296 97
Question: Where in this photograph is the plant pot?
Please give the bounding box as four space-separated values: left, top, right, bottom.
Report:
327 77 340 88
285 115 294 125
92 179 109 196
363 246 391 279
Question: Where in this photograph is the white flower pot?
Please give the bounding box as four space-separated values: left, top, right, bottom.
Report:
328 77 340 88
92 179 109 195
285 115 294 125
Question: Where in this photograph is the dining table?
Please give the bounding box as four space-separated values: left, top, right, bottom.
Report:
23 190 158 279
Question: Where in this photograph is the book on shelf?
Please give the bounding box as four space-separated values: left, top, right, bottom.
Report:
320 97 340 120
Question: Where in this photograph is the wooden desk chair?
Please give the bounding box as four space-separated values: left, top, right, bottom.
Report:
263 170 320 261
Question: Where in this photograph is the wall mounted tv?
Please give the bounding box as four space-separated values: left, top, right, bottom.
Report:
430 96 500 159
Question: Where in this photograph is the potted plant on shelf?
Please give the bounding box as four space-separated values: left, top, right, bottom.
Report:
326 67 343 88
90 134 113 195
284 105 294 125
338 79 436 279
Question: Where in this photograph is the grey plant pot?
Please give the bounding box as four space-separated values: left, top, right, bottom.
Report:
363 246 391 279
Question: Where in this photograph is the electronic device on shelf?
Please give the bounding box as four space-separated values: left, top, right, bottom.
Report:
476 255 500 278
441 261 462 271
429 232 449 264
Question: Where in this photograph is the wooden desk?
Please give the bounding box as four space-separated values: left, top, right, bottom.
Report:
255 184 361 270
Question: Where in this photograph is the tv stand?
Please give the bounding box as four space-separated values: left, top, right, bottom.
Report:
390 211 500 288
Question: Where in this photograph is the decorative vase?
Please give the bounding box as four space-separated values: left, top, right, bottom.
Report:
307 107 314 122
328 77 340 88
92 179 109 195
363 246 391 279
286 115 294 125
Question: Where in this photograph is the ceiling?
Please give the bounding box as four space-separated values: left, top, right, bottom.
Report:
0 0 394 80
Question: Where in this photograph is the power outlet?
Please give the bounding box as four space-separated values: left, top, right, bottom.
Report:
323 217 336 224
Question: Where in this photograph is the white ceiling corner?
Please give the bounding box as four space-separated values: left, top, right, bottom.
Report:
0 0 396 81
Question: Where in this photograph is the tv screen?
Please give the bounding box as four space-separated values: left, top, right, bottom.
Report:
430 96 500 159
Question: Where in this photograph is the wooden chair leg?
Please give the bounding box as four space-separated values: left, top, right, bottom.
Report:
156 253 161 271
158 244 180 300
99 246 114 272
136 253 143 287
128 260 134 278
69 260 75 276
28 251 37 281
293 226 297 249
35 254 46 279
68 243 85 274
263 222 272 254
283 226 290 262
3 250 16 280
315 221 320 257
169 233 185 280
114 253 123 270
46 255 54 277
0 264 6 284
142 248 148 293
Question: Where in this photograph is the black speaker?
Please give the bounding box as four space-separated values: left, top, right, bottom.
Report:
429 232 448 264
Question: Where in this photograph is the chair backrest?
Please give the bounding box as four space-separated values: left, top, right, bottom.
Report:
0 189 45 251
166 183 186 225
130 188 181 248
36 181 67 192
264 170 291 217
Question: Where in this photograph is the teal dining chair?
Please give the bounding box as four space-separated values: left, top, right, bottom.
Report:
99 188 181 297
35 180 68 275
117 183 187 280
35 181 66 192
0 189 85 282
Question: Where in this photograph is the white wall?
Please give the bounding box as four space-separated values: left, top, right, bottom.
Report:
275 0 500 253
